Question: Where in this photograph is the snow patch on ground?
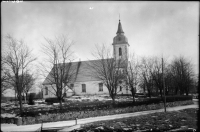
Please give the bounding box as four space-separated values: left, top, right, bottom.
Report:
1 113 16 118
1 123 17 127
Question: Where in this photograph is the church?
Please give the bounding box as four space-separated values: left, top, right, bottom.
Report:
42 20 131 98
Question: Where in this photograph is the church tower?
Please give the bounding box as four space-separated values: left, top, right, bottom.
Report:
112 19 129 61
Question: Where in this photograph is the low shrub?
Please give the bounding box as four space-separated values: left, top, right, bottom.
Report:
28 93 35 105
45 98 64 104
132 95 193 106
135 93 147 98
165 95 193 102
116 94 132 97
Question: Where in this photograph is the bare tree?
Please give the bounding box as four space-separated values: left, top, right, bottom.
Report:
170 56 194 95
140 57 154 98
19 72 36 103
3 35 37 115
40 35 75 110
88 45 127 105
1 57 11 97
149 57 163 97
148 57 169 97
164 64 175 95
126 54 140 103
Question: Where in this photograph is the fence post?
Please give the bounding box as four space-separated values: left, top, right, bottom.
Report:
75 118 78 125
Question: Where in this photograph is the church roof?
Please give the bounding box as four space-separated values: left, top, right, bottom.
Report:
116 20 124 34
42 58 128 85
42 59 112 85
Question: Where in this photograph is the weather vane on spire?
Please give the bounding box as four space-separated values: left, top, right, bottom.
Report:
119 13 120 21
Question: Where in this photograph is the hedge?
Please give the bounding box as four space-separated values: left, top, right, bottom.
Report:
19 95 193 117
115 95 193 108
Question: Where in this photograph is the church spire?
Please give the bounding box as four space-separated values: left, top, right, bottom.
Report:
116 19 124 34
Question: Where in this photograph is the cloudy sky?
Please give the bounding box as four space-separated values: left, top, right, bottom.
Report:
2 1 199 76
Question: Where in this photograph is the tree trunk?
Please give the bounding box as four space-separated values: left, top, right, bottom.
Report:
15 90 17 105
25 93 28 103
166 87 169 95
160 89 162 97
112 97 116 106
156 87 158 96
132 95 135 104
143 85 146 93
24 92 26 104
175 88 178 95
59 99 63 110
19 93 23 115
147 88 151 98
131 87 136 104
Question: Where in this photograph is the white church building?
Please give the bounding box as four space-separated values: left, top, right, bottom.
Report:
42 20 132 98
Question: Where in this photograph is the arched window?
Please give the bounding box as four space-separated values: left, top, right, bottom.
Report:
119 48 122 56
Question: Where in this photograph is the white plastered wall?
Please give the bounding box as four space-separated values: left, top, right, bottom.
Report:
73 81 109 95
43 81 132 98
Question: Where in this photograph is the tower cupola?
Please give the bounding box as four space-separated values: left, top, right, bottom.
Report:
112 19 129 61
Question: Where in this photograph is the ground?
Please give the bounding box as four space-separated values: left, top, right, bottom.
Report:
1 95 198 131
1 95 134 117
79 108 198 132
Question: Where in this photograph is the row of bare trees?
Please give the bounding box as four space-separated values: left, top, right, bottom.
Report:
1 34 76 112
136 56 196 99
89 45 197 104
1 34 198 113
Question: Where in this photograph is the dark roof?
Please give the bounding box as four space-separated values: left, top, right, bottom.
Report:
116 20 124 34
43 59 113 85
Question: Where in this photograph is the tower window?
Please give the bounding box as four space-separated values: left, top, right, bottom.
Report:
119 48 122 56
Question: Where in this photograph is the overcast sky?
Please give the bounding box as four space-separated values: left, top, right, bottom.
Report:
2 1 199 76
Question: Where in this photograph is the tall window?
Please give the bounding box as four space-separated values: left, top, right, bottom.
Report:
120 86 122 91
99 83 103 92
45 87 48 95
82 84 86 93
119 47 122 56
